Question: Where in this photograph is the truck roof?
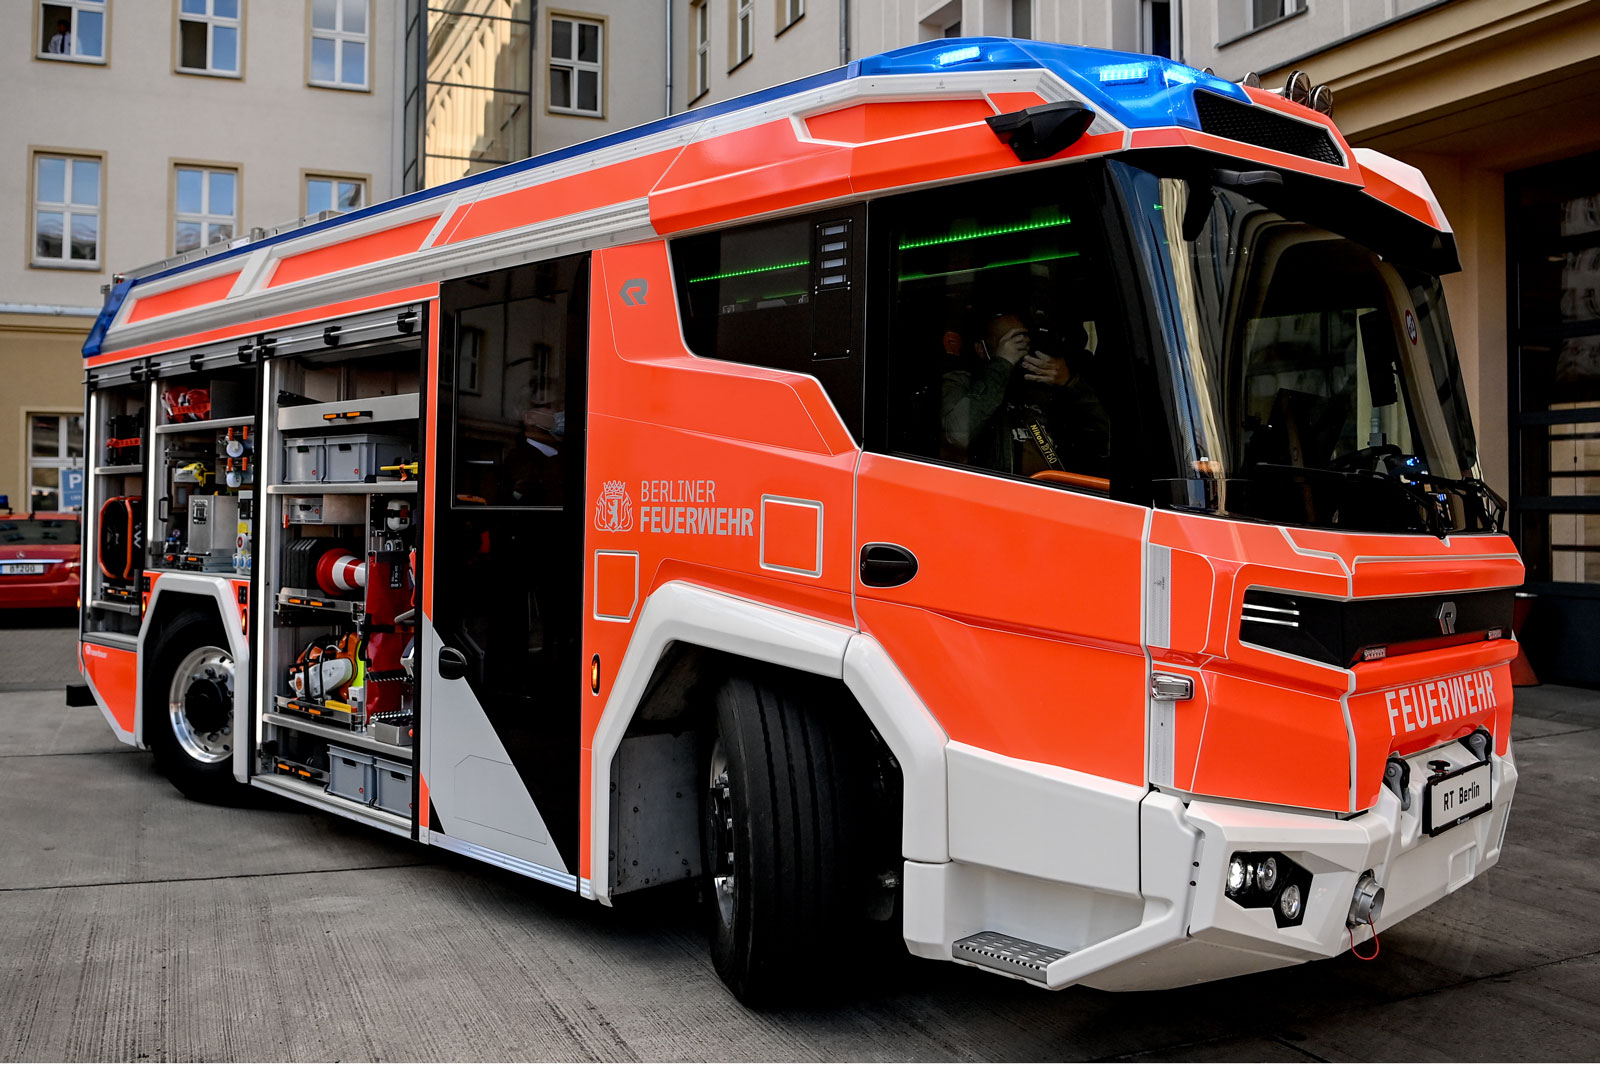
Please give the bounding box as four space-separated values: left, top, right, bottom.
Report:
86 36 1449 363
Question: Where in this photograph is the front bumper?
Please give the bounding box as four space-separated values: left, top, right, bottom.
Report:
904 737 1517 991
1086 738 1517 990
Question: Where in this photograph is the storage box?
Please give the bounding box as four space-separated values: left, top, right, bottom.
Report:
322 433 415 483
281 433 414 484
372 756 414 817
326 743 375 805
282 438 326 483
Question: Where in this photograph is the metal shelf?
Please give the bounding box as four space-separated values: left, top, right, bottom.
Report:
92 464 143 475
251 772 410 836
90 598 142 616
264 481 417 495
263 710 414 761
154 415 253 435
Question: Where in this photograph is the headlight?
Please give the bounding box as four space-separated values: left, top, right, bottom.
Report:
1224 851 1312 928
1255 855 1278 893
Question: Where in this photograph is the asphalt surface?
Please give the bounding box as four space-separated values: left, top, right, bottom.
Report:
1 615 1598 1061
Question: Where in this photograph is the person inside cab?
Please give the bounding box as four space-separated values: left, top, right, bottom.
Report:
941 309 1111 481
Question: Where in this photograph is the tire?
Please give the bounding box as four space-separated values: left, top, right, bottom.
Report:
147 608 246 804
702 670 864 1005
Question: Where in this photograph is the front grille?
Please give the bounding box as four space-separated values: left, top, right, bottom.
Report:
1194 91 1343 167
1240 588 1514 667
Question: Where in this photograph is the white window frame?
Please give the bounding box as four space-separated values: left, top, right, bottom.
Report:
548 14 604 118
308 0 369 90
1246 0 1305 32
38 0 108 63
779 0 803 32
736 0 753 64
173 164 239 254
177 0 242 77
26 411 86 513
30 151 102 270
304 172 366 216
691 0 708 100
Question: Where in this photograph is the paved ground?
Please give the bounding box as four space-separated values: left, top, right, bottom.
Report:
1 617 1598 1061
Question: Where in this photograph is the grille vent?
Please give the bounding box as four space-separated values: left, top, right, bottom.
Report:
1194 92 1343 167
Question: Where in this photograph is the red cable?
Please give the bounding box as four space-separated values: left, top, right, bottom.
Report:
1350 921 1381 961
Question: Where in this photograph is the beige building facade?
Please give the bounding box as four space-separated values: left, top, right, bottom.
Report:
1 0 401 515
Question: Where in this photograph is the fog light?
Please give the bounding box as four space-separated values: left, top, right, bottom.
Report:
1255 855 1278 893
1278 882 1303 922
1227 856 1247 895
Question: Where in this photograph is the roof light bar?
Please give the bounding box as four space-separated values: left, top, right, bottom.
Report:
935 44 982 67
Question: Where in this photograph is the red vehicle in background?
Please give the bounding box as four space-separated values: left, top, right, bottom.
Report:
0 503 82 610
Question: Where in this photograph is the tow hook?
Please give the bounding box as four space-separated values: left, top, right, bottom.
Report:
1383 757 1411 811
1348 871 1384 927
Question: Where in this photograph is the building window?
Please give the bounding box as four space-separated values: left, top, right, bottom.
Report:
735 0 753 65
777 0 803 32
1143 0 1172 57
39 1 106 61
1011 0 1031 39
31 152 101 268
177 0 241 76
402 0 533 192
29 413 85 512
548 15 603 116
309 0 367 89
1223 0 1305 39
691 0 708 99
305 173 365 216
174 165 237 253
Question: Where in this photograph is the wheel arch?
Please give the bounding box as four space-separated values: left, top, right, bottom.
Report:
138 574 249 780
588 580 949 905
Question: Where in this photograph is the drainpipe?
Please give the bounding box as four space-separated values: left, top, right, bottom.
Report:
665 0 674 114
839 0 849 66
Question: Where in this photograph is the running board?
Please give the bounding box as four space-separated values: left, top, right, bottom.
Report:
952 931 1069 981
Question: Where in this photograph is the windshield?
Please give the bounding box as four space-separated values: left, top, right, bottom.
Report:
0 518 80 546
1115 161 1498 535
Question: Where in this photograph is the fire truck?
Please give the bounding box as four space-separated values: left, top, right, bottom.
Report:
71 38 1520 1004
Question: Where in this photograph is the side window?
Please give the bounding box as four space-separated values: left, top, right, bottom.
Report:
878 170 1119 492
310 0 369 90
450 258 588 508
177 0 240 77
670 208 865 438
39 1 107 62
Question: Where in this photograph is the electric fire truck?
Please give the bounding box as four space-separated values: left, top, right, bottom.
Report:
72 39 1520 1004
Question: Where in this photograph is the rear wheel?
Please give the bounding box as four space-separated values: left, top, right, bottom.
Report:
149 609 245 803
702 671 864 1005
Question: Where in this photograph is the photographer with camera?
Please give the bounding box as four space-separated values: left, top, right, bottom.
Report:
941 310 1110 480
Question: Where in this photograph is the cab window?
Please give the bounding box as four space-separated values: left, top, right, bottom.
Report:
874 168 1128 495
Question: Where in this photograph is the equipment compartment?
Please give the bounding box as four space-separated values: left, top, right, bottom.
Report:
372 756 414 816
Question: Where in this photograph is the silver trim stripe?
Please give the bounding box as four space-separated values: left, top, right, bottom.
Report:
429 831 579 892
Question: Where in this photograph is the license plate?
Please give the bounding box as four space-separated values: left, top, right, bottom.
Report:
0 563 45 575
1424 760 1493 836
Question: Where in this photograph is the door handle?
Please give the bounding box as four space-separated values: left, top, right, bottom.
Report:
438 645 468 681
859 543 918 588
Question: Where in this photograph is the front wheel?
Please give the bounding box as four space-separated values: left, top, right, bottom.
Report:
148 609 245 803
702 671 863 1005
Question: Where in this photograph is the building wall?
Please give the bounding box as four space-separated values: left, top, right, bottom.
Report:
0 0 399 510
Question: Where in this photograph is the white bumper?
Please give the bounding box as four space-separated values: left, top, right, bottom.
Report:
905 738 1518 991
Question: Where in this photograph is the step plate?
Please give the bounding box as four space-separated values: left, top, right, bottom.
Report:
952 931 1069 981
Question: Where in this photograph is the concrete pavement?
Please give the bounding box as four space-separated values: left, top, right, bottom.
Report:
1 621 1598 1060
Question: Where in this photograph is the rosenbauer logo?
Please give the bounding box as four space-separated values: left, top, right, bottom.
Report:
593 481 634 532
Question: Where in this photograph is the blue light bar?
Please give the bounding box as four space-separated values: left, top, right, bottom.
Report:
1097 63 1150 85
935 44 982 67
